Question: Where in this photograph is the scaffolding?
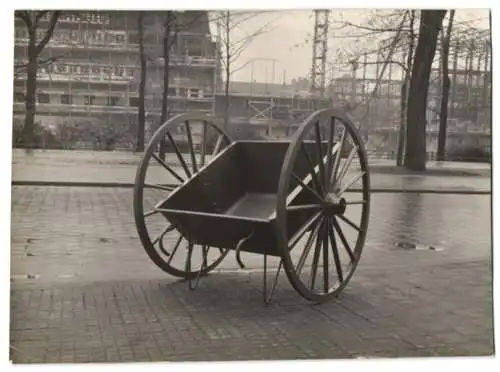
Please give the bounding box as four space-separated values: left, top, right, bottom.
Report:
13 10 218 149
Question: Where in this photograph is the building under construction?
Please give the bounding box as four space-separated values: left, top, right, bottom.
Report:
13 10 219 147
329 32 492 132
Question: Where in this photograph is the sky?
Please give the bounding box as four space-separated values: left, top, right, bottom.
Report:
209 9 490 84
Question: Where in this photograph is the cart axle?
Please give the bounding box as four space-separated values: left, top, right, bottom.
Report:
323 195 347 216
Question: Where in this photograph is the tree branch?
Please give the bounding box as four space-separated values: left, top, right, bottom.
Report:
15 10 32 30
35 11 61 54
34 10 49 26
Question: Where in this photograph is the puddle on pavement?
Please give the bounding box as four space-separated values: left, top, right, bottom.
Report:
394 241 444 251
11 274 40 281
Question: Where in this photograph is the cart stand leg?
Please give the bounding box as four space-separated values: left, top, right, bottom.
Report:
263 248 283 304
189 244 209 291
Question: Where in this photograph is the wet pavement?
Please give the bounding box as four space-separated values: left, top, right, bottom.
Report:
10 187 491 283
11 149 491 193
9 186 494 362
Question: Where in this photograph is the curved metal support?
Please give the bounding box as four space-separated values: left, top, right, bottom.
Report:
235 231 254 269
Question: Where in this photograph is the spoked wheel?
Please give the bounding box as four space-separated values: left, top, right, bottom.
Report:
134 113 233 280
276 109 370 302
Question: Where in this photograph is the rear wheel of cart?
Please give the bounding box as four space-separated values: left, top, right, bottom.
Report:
134 113 233 280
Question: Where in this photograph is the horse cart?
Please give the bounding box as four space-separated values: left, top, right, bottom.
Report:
133 109 370 303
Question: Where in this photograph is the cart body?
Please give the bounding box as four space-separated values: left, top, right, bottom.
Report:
159 140 325 256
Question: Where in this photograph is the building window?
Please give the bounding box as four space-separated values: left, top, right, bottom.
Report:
81 66 90 74
126 68 135 77
14 92 24 102
188 89 199 98
168 87 177 96
129 97 139 107
61 94 72 105
115 66 125 77
84 95 95 105
91 66 101 74
107 96 119 106
128 33 139 44
38 93 50 104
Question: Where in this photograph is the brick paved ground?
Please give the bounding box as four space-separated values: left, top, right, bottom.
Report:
9 187 494 363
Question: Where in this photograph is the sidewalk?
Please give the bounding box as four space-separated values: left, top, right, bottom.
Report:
9 186 494 362
10 149 492 193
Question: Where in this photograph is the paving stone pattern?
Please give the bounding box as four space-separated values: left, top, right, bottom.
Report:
9 186 494 363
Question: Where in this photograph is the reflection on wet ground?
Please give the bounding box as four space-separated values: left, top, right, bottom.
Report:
10 187 491 284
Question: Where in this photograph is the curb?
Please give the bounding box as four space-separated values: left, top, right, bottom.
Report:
11 181 491 195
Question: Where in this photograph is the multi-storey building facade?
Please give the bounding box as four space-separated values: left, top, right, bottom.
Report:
13 10 218 145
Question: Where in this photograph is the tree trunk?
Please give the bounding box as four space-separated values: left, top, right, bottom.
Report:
223 11 231 132
159 12 173 161
436 10 455 162
135 11 146 153
396 10 415 167
397 80 408 166
404 10 447 171
23 37 38 150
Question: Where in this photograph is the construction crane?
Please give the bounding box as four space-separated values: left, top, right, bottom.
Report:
310 10 331 97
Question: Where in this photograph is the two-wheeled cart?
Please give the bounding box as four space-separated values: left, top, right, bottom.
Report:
134 109 370 303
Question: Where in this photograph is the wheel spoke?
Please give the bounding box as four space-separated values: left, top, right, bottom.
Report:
144 183 178 192
166 131 192 178
300 143 324 195
289 212 322 249
334 145 358 191
337 172 366 195
167 235 183 265
337 214 363 232
291 172 325 204
330 126 346 188
296 218 322 276
332 217 356 262
325 117 335 190
310 219 324 291
212 135 224 156
322 218 330 292
144 209 159 217
314 121 325 189
184 120 197 174
287 204 322 212
345 200 367 205
200 120 208 168
327 218 344 283
152 153 185 183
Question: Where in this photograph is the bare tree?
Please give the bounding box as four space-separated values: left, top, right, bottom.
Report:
14 10 61 150
217 11 276 130
135 11 146 152
157 11 208 159
404 9 447 171
396 10 416 166
436 10 455 161
331 9 410 153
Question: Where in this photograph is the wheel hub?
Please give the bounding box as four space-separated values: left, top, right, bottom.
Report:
323 194 346 216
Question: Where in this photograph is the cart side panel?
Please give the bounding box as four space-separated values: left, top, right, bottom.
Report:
162 145 246 215
163 211 277 254
237 141 290 194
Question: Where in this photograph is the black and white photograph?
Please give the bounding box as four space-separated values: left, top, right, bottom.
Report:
4 1 496 369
